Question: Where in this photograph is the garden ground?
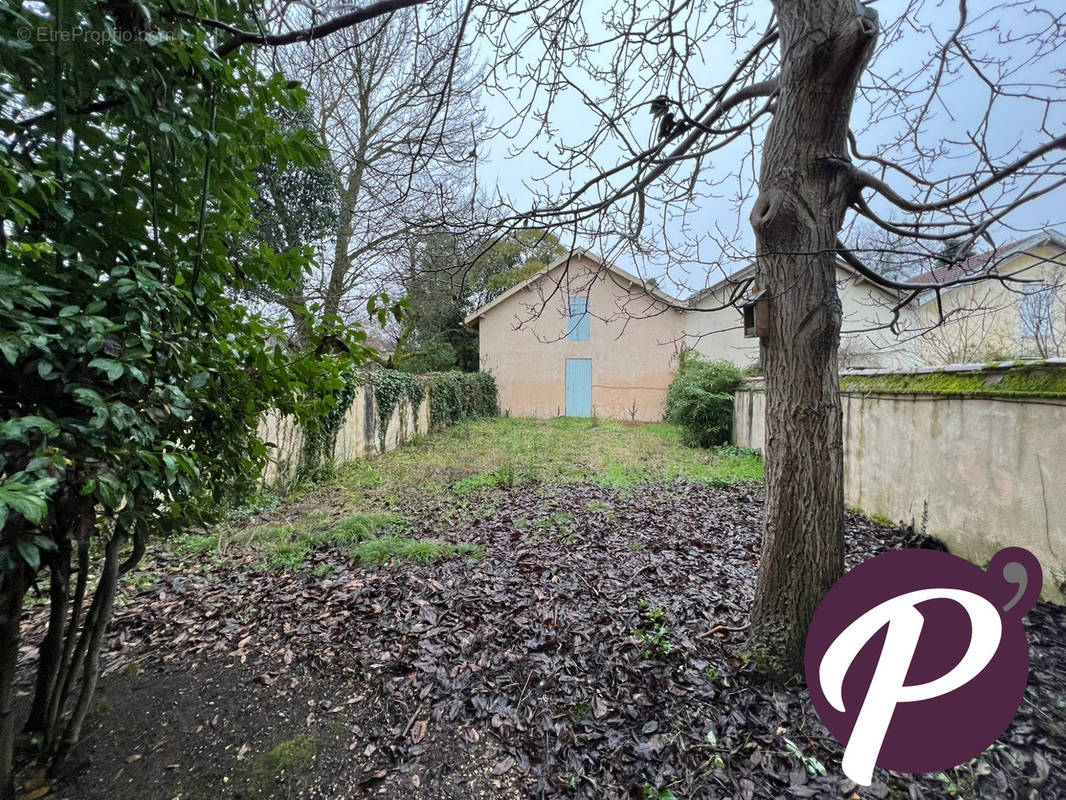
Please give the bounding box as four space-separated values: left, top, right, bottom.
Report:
14 418 1066 799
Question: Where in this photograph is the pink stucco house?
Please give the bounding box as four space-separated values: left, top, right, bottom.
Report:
463 249 685 421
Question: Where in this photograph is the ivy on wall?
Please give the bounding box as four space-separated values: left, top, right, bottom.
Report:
291 369 499 478
370 370 427 453
299 368 365 479
425 371 499 429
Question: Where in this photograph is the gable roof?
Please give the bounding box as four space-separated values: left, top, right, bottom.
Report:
463 248 682 328
909 229 1066 296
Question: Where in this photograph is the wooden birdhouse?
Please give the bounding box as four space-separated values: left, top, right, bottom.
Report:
742 290 770 339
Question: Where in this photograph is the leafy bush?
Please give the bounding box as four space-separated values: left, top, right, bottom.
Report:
425 372 499 429
664 354 742 447
398 334 459 374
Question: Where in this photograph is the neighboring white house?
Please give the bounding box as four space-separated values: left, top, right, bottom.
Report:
683 262 921 369
911 230 1066 362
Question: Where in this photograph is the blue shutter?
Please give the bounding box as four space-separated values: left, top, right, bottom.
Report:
565 359 593 417
569 296 589 341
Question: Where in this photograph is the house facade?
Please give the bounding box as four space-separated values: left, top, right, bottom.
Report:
684 262 921 370
464 250 685 421
466 237 1066 422
913 231 1066 363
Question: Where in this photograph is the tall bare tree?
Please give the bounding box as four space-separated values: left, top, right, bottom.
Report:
264 3 483 327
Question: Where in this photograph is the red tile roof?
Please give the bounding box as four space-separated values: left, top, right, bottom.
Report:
909 230 1066 286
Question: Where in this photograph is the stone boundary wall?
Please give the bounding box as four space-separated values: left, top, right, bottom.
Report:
257 384 430 490
733 360 1066 602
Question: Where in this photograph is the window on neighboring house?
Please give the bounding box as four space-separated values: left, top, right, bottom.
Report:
568 295 590 341
1019 281 1051 341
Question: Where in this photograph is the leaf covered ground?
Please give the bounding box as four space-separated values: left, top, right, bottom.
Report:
14 419 1066 799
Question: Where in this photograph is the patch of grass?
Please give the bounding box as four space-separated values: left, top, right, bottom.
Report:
176 533 219 555
453 463 516 493
226 734 317 797
642 781 679 800
595 461 642 489
340 459 383 493
180 512 412 570
224 418 763 567
310 563 335 578
258 735 316 773
226 490 283 520
709 444 764 483
642 422 681 442
327 418 762 504
351 535 483 566
627 540 644 552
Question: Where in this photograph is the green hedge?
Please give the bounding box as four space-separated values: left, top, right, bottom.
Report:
664 354 742 447
425 371 499 429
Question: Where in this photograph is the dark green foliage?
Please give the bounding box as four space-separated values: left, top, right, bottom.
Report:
472 229 568 304
247 106 340 258
236 105 340 339
369 370 427 452
0 0 370 783
396 334 459 374
399 231 479 372
397 230 567 372
664 354 742 448
425 372 499 429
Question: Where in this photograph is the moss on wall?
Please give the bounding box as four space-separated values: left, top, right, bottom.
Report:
839 362 1066 399
738 362 1066 399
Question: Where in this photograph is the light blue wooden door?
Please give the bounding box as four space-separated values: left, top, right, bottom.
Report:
565 359 592 417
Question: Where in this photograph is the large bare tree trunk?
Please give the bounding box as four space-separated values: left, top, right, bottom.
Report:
746 0 878 674
325 187 357 321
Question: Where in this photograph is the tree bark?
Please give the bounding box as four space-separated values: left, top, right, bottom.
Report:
326 187 357 321
24 543 70 734
45 533 88 739
324 153 367 322
746 0 878 674
56 528 125 760
0 563 28 800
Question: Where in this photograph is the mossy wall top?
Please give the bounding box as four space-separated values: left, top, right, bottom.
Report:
739 359 1066 400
